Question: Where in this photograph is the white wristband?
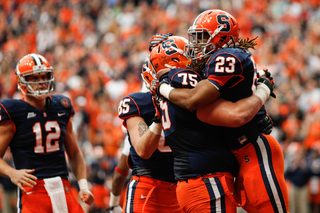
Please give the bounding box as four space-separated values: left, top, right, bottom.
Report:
109 192 120 207
159 84 174 99
78 178 89 191
149 122 162 135
254 83 271 104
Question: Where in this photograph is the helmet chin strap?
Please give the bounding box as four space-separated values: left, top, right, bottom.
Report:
25 92 49 100
24 84 50 100
194 25 224 61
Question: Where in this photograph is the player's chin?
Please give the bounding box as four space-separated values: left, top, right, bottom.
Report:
28 92 50 100
36 95 49 100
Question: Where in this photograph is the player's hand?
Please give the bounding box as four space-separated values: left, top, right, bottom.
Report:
106 205 123 213
149 33 173 52
9 169 37 192
152 96 161 123
258 114 273 135
79 189 94 205
147 80 159 97
257 68 276 98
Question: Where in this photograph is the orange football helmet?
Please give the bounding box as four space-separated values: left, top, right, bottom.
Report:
15 53 54 97
141 55 158 94
149 36 191 80
185 9 240 62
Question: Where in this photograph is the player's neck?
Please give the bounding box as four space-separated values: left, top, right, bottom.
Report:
25 95 47 111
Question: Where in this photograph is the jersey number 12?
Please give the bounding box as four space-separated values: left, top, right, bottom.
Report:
33 121 61 153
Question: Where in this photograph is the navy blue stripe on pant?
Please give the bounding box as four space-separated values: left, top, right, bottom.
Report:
253 135 287 213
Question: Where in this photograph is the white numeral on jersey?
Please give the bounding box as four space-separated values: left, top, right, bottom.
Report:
157 101 172 152
33 122 44 153
33 121 61 153
160 101 171 130
157 132 172 152
215 56 236 73
118 98 130 115
177 73 198 87
45 121 60 152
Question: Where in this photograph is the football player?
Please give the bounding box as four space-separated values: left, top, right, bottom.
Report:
0 53 94 212
157 10 289 213
117 59 183 213
143 35 275 212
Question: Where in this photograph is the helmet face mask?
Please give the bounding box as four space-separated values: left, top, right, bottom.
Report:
16 54 54 98
186 28 215 62
141 55 159 94
185 9 240 63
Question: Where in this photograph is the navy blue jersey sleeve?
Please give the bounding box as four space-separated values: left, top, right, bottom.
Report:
118 92 155 126
0 99 14 122
50 95 75 117
168 68 202 89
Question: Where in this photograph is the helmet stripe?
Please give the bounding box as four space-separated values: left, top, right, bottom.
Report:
38 55 44 64
30 53 42 65
193 10 208 25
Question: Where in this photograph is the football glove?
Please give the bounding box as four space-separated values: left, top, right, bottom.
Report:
257 68 276 98
149 33 173 52
152 96 161 123
258 114 273 135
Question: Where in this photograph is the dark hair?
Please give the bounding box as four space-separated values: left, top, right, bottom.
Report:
238 36 258 50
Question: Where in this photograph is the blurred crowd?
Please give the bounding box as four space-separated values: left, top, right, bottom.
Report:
0 0 320 212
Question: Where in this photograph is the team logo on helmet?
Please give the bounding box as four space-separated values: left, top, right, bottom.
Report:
149 36 190 79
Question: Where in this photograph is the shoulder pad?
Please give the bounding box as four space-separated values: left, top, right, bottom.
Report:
50 95 72 108
118 92 154 120
169 68 202 89
0 99 15 122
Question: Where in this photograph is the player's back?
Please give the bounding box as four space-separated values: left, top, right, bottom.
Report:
164 68 239 180
204 47 267 150
118 92 175 183
0 95 73 179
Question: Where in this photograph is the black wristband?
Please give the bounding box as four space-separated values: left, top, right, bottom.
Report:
151 116 161 123
257 77 273 91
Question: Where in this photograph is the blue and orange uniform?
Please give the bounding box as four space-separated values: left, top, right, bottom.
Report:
162 68 240 213
0 95 84 213
118 92 183 213
204 47 289 213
